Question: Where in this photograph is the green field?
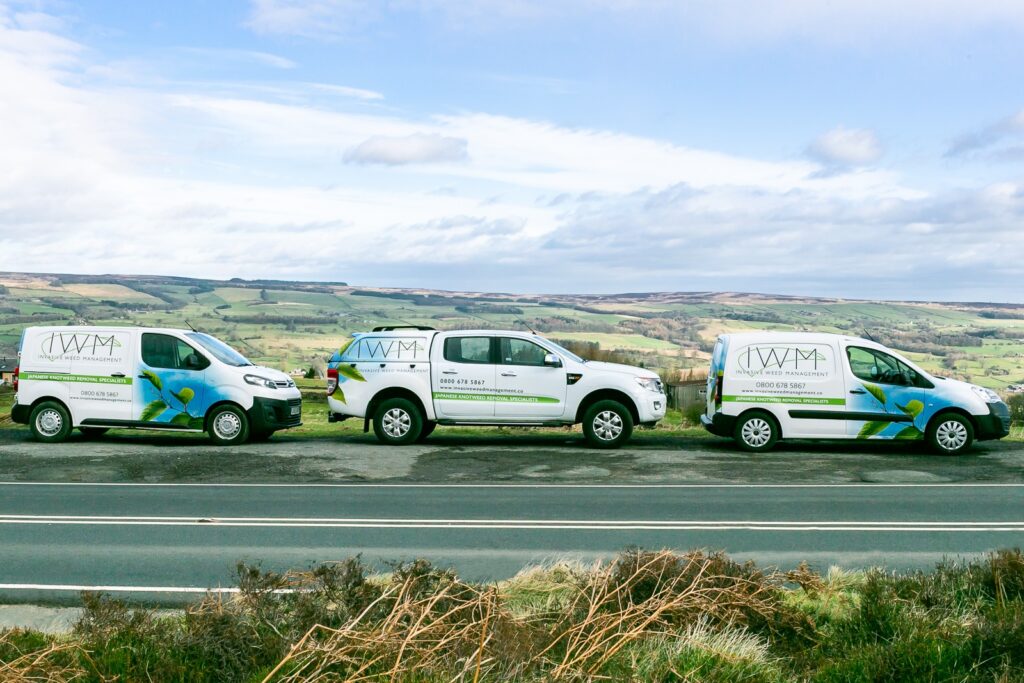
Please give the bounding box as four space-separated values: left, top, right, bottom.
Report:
2 272 1023 393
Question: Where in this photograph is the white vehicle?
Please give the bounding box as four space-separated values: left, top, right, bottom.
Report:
12 326 302 445
702 332 1011 455
326 327 666 448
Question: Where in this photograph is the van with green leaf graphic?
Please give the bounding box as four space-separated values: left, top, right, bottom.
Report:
12 326 302 445
326 327 666 448
702 332 1011 454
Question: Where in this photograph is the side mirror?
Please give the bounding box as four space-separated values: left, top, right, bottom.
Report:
543 353 562 368
185 354 204 370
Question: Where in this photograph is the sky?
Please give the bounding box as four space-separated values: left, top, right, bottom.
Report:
1 1 1023 301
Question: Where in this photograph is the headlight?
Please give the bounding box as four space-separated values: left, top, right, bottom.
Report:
635 377 663 393
244 374 277 390
971 385 1001 403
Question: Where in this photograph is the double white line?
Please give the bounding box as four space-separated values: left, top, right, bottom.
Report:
2 514 1023 532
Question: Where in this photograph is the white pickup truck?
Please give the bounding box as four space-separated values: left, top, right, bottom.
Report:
326 327 666 448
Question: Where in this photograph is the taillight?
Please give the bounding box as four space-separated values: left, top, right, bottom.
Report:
326 367 338 396
12 366 18 392
714 371 723 410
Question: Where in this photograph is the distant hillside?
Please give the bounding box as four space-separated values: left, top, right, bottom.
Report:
2 272 1022 391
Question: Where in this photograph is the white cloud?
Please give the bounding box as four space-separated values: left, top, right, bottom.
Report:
1 7 1023 300
807 126 882 168
946 108 1024 158
306 82 384 100
244 0 1024 47
179 47 297 69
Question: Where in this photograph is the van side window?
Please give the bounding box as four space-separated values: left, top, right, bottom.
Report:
142 334 208 370
443 337 492 364
499 338 548 366
846 346 918 386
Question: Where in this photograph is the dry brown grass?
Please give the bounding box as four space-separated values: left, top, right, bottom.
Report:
262 549 789 682
0 630 87 682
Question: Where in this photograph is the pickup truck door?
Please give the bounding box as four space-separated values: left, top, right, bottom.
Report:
432 335 496 419
494 337 567 420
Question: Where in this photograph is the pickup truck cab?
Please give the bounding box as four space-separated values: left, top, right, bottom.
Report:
326 327 666 448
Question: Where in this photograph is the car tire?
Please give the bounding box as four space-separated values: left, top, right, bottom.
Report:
79 427 110 439
734 411 780 452
927 412 974 455
29 401 72 443
207 404 250 446
583 400 634 449
416 421 436 442
373 398 423 446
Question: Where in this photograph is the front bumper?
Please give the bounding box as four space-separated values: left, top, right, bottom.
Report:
975 402 1011 441
248 396 302 432
701 412 736 437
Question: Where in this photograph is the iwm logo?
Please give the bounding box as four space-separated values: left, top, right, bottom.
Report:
353 338 426 360
40 332 125 360
737 345 831 377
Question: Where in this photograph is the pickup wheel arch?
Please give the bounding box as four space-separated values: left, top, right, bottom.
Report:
575 389 640 425
365 388 429 432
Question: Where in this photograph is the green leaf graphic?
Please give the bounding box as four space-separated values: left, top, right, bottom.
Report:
896 400 924 418
170 412 192 426
894 426 923 440
171 387 195 406
140 399 167 422
338 337 356 357
857 421 889 439
141 370 162 391
863 383 886 406
335 388 346 404
337 364 367 382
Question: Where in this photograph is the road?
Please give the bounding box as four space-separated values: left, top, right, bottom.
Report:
0 429 1022 602
1 480 1023 602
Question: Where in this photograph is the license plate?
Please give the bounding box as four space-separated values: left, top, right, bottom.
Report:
290 406 301 416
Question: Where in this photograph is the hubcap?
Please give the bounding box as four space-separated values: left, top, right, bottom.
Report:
936 420 968 451
35 408 63 437
741 418 772 448
382 408 412 438
214 412 242 440
593 410 623 441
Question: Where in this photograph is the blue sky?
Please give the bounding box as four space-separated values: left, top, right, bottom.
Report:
2 1 1024 301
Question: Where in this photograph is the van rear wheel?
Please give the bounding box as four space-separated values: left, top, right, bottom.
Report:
734 411 779 452
207 404 249 446
373 398 423 446
583 400 634 449
29 401 72 443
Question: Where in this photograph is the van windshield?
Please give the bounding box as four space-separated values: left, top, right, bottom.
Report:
186 332 253 367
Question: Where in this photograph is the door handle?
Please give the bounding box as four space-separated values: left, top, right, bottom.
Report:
501 371 517 377
442 370 458 375
111 372 126 378
850 389 866 394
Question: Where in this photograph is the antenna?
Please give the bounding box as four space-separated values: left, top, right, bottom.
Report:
862 329 877 343
516 315 539 335
184 319 198 332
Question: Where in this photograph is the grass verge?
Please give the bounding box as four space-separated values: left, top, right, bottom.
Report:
3 548 1024 681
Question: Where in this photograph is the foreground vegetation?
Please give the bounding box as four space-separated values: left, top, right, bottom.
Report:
3 548 1024 682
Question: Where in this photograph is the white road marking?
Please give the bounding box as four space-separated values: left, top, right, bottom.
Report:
0 482 1023 489
1 515 1022 531
0 583 294 594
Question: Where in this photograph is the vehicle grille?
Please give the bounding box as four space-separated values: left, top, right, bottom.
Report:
274 379 296 388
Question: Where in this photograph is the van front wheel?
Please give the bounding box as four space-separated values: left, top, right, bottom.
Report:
583 400 634 449
208 404 249 446
29 401 72 443
927 413 974 455
734 411 779 452
373 398 423 445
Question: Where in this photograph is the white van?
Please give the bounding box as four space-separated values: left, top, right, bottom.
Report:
702 332 1011 455
325 327 666 448
11 326 302 445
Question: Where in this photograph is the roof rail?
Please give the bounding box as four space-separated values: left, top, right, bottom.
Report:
371 325 436 332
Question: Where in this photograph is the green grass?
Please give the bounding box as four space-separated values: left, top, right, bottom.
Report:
4 549 1024 682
